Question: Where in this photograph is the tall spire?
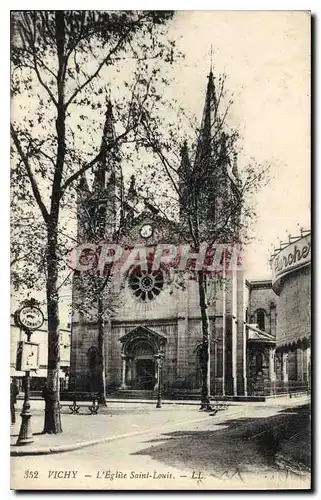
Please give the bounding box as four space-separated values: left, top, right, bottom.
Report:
92 99 116 195
178 140 191 178
101 100 116 149
194 69 218 170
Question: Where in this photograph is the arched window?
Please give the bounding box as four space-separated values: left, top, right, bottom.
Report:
256 309 265 331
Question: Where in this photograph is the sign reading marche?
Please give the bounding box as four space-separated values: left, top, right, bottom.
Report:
271 233 311 286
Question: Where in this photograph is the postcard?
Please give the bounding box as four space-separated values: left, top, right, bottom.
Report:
10 10 311 490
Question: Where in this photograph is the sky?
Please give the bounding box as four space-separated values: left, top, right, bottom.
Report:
165 11 310 279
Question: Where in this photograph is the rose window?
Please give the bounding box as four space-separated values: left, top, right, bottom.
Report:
128 269 164 302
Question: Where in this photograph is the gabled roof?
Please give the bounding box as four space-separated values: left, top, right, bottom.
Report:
119 325 167 344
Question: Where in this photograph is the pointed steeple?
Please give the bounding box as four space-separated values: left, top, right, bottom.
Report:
128 174 138 203
194 70 218 170
101 100 116 148
92 99 116 195
178 140 191 178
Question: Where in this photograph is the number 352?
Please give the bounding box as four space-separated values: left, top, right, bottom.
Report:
24 470 39 479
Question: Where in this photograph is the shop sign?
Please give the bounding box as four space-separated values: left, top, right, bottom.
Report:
272 233 311 284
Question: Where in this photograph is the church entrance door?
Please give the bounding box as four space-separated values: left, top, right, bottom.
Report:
135 359 155 389
131 340 156 389
119 328 167 391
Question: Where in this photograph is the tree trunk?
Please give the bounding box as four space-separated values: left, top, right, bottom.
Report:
97 294 107 406
42 11 66 433
198 271 212 411
43 223 62 434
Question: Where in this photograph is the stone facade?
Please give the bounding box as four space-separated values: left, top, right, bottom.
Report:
71 232 285 398
71 213 249 397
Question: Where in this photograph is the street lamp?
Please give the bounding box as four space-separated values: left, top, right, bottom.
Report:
14 300 43 446
155 354 164 409
16 329 34 445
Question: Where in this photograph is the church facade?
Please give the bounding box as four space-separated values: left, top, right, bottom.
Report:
70 72 281 400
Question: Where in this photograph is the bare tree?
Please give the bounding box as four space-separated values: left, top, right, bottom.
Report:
10 10 175 433
133 69 270 409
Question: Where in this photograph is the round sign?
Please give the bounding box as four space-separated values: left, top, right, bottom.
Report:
16 306 44 331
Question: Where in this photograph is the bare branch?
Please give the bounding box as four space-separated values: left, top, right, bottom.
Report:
56 271 73 292
10 251 32 266
11 124 49 222
60 125 137 195
65 30 132 109
29 16 58 107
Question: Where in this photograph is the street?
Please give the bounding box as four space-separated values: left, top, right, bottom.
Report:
11 399 311 490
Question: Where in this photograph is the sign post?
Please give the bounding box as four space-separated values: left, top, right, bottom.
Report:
14 300 43 446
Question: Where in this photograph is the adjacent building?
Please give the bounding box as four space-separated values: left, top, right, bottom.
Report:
271 230 311 392
245 280 278 396
10 315 71 392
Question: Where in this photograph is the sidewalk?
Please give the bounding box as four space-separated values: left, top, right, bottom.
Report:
11 402 219 456
11 395 310 457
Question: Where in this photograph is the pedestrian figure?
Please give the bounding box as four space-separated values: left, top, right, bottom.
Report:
10 378 19 424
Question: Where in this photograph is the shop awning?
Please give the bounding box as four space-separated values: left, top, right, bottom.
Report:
246 323 276 343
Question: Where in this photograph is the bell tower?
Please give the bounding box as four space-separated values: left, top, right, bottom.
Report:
77 99 124 244
71 99 124 392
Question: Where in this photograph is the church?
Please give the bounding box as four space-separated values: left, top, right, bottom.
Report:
69 71 284 401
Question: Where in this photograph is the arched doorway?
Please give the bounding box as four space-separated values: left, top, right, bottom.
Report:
119 325 167 391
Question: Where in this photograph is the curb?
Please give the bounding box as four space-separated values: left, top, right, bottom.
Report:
10 411 223 457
